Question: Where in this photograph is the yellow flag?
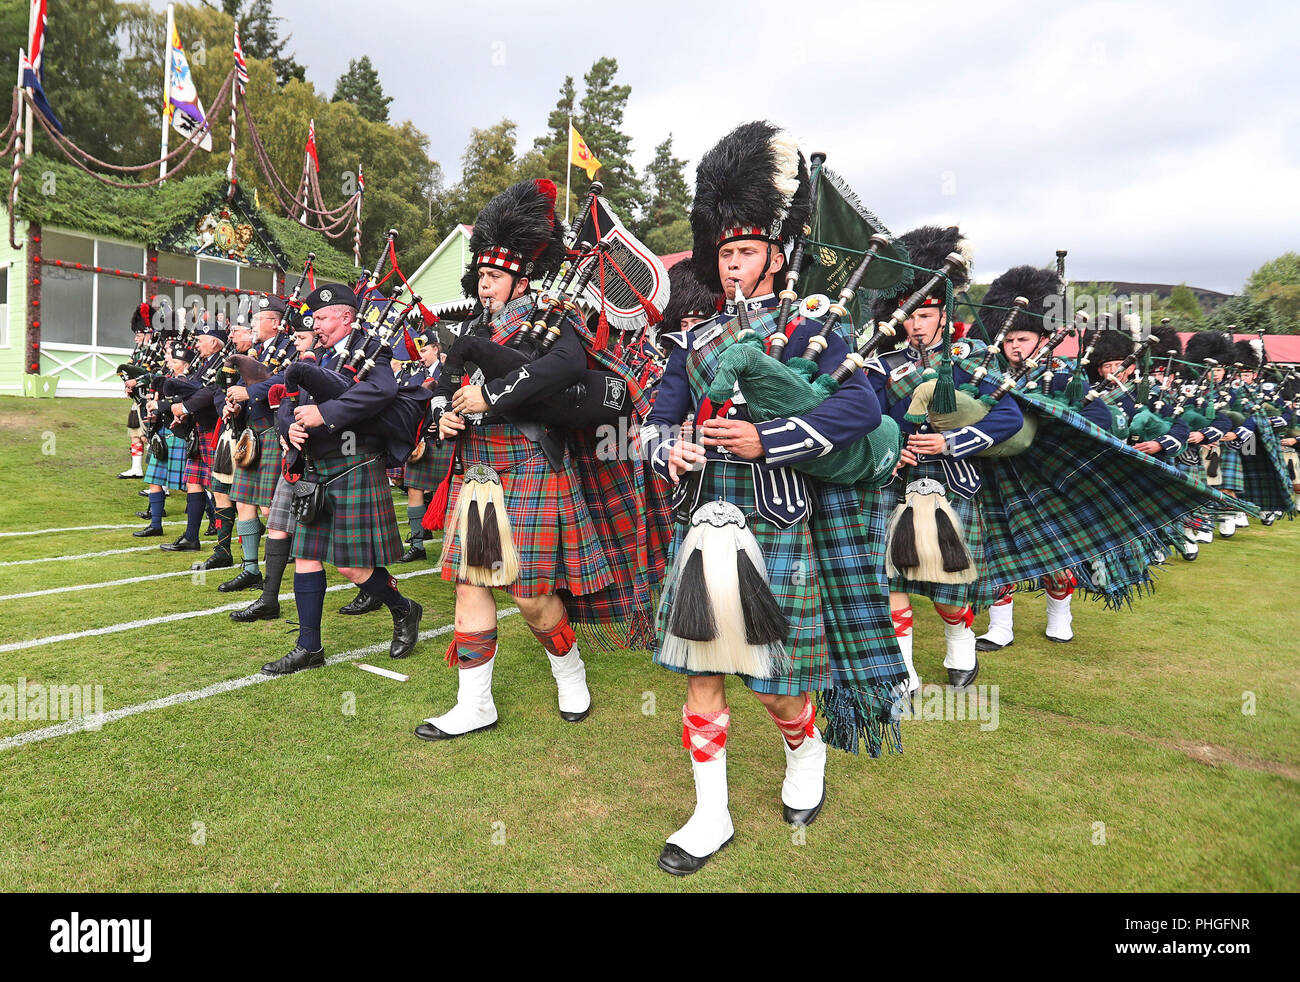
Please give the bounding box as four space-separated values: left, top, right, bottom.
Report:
569 124 601 180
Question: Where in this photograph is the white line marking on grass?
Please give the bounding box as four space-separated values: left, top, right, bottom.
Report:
0 569 195 601
0 522 186 538
2 499 410 538
0 545 162 567
0 567 446 654
0 610 520 752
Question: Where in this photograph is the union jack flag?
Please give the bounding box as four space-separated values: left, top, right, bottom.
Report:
233 25 248 94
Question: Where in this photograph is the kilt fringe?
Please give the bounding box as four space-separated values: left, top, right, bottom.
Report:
817 682 905 757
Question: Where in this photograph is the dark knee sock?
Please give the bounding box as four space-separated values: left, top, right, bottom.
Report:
358 567 410 615
148 490 166 529
261 536 291 601
294 570 327 650
184 491 207 541
214 506 236 557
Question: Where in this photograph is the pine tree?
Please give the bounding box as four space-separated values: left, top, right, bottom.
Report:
639 134 691 238
574 57 644 224
333 56 392 123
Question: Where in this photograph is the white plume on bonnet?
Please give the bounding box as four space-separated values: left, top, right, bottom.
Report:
768 130 802 225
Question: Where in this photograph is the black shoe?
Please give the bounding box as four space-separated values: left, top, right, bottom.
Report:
974 637 1011 652
134 509 167 520
947 658 980 689
1181 549 1198 561
137 488 150 497
217 569 263 593
191 551 233 571
390 600 423 659
261 645 324 675
394 544 426 564
339 591 384 615
230 596 281 623
783 786 827 828
161 536 201 552
1262 514 1276 526
205 522 218 537
133 525 164 538
657 836 735 877
414 720 499 741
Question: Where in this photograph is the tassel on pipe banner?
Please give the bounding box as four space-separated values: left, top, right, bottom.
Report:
884 478 976 584
657 501 791 678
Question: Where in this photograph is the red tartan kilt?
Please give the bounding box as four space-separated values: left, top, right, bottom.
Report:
439 425 613 599
183 425 215 486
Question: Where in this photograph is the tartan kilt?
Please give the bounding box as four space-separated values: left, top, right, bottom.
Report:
143 429 187 490
290 453 403 568
976 393 1246 607
1217 444 1245 492
1239 422 1296 513
439 424 613 599
385 464 406 487
231 422 281 508
654 461 827 697
183 425 214 486
402 438 452 493
887 458 987 609
266 473 297 535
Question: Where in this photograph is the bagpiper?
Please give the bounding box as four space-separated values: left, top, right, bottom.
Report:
644 122 908 875
260 284 424 675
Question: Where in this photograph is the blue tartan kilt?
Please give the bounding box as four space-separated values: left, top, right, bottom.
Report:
144 430 187 490
290 453 403 568
1217 444 1245 492
887 458 987 609
231 422 281 508
975 395 1240 606
654 461 828 697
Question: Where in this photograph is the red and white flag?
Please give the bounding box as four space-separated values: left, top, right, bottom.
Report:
305 119 319 172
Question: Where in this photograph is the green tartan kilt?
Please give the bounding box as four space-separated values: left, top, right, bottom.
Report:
403 437 452 492
887 458 987 609
654 461 828 697
144 429 187 490
230 422 281 508
290 452 403 568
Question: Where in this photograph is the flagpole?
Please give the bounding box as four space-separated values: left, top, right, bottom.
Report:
23 0 36 155
159 3 174 182
564 114 572 225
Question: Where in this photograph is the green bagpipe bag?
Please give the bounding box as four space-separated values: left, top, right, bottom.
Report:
706 333 901 488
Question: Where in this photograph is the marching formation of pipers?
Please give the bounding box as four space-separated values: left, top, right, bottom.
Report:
111 121 1299 875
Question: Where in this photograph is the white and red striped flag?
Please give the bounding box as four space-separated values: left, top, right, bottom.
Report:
305 119 319 172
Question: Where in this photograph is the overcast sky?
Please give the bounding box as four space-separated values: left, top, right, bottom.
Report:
179 0 1296 293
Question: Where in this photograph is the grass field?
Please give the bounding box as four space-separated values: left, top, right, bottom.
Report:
1 394 1297 892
